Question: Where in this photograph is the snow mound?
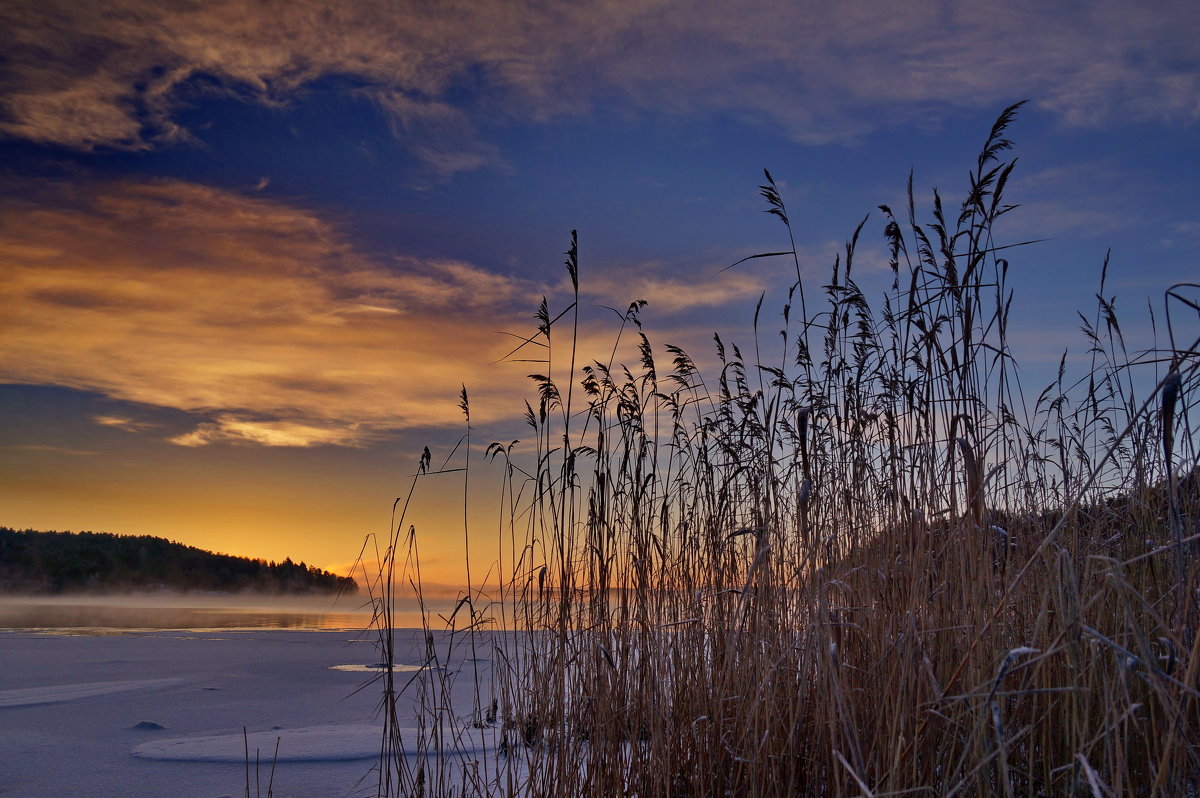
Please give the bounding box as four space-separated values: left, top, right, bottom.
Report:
0 678 181 708
132 724 385 762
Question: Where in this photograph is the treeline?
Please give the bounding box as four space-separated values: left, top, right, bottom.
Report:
0 528 357 595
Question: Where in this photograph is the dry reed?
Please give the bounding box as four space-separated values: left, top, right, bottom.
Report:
371 102 1199 797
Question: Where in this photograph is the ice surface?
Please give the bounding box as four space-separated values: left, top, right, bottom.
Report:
0 625 499 798
0 678 182 707
133 724 385 762
328 662 430 672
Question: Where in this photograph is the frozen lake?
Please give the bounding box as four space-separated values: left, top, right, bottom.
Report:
0 593 447 633
0 597 494 797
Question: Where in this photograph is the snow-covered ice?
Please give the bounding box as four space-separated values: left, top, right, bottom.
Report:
0 678 184 708
0 605 495 798
133 724 385 763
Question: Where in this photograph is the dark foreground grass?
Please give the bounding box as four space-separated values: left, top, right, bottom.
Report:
371 103 1199 797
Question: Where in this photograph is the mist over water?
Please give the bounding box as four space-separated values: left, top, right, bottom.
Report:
0 592 451 632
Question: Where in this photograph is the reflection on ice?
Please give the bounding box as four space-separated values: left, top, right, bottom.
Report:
0 605 369 632
0 593 455 633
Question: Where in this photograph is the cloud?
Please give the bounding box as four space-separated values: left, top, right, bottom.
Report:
573 232 904 318
583 263 772 315
1 0 1195 163
0 178 541 446
92 414 159 433
0 179 796 450
371 90 506 182
0 444 97 456
1001 160 1169 240
168 416 364 448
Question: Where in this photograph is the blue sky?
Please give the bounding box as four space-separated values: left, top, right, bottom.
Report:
1 0 1197 580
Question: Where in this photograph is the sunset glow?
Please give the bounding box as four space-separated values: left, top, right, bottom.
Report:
1 0 1196 585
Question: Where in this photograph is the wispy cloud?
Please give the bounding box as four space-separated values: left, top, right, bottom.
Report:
2 0 1195 165
0 178 541 446
92 414 159 433
167 416 365 448
575 233 899 318
0 444 98 456
371 90 507 182
583 263 772 315
1002 160 1173 241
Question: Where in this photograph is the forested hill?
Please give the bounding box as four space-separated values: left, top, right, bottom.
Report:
0 528 357 595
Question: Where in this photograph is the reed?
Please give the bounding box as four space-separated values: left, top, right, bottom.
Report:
373 103 1199 796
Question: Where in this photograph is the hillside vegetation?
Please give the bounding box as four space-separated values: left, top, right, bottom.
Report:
0 527 357 595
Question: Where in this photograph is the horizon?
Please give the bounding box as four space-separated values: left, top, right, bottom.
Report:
1 0 1197 585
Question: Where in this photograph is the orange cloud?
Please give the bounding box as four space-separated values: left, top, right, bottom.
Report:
167 416 365 448
92 414 160 433
0 176 806 449
0 179 538 446
584 267 770 315
1 444 98 456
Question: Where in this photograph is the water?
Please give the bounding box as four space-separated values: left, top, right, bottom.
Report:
0 595 454 633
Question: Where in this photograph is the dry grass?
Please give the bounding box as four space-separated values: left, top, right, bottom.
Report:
372 102 1200 797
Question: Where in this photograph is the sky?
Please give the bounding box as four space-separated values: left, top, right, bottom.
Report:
1 0 1197 587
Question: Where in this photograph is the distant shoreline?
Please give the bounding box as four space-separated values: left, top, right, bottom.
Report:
0 527 358 596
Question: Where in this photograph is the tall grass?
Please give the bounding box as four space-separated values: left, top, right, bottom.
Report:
373 103 1199 796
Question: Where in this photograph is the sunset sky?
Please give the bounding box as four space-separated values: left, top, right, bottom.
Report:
1 0 1197 586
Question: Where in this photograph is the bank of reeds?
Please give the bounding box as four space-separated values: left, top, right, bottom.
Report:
374 102 1200 796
